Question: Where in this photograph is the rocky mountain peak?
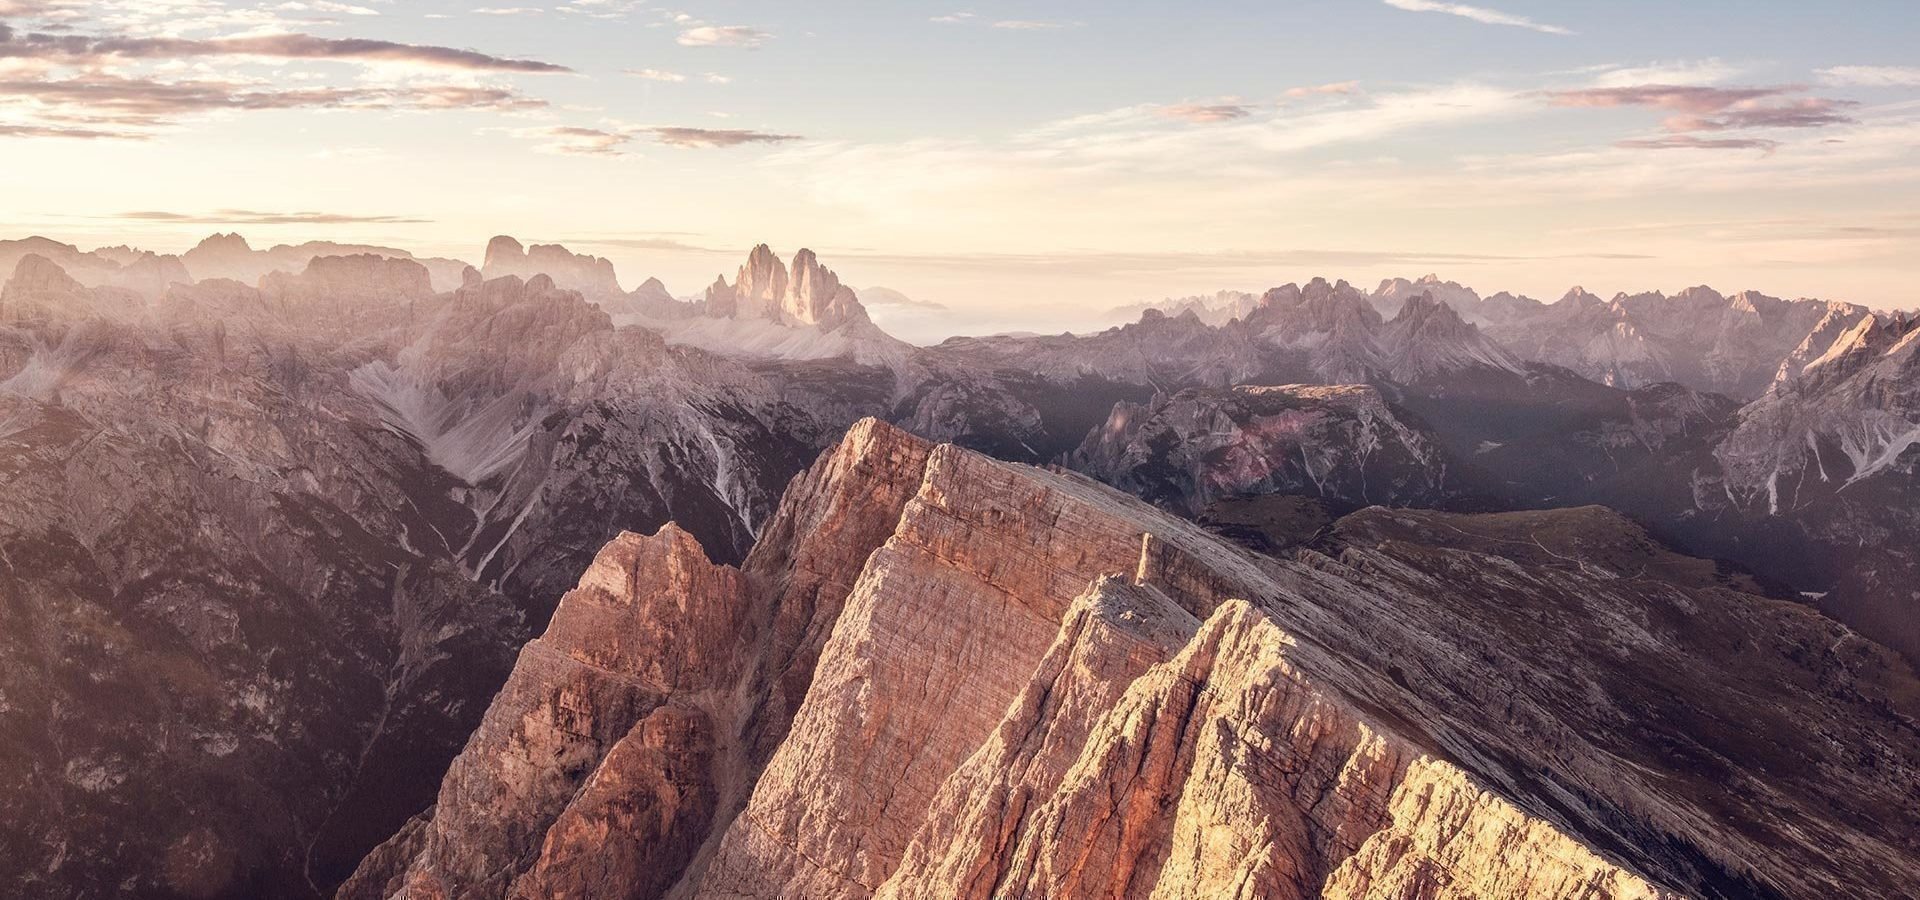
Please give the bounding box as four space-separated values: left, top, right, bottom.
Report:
703 245 870 331
2 253 85 297
1372 273 1482 319
1674 285 1726 304
261 254 434 302
1392 289 1452 320
634 276 670 301
1379 290 1525 382
481 236 622 297
482 235 525 267
1558 286 1604 308
192 232 253 255
1257 282 1303 309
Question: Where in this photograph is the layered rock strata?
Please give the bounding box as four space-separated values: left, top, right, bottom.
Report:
353 419 1920 900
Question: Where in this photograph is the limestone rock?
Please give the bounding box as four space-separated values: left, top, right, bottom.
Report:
482 235 624 299
356 418 1920 900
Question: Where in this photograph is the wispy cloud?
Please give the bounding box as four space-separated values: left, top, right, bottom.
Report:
761 83 1535 234
512 125 634 156
991 20 1079 30
0 121 145 139
564 235 725 253
1817 66 1920 88
932 14 1080 30
0 74 545 139
1614 135 1780 152
677 25 769 48
0 27 572 72
116 209 432 224
275 1 381 16
507 124 801 155
626 68 685 82
1285 81 1361 98
1546 84 1857 134
1157 103 1253 123
1382 0 1572 35
649 126 799 147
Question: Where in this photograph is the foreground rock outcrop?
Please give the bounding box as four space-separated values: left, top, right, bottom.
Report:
351 419 1920 900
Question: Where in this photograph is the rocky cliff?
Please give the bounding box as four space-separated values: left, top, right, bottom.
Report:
1070 383 1458 517
351 419 1920 900
482 236 624 299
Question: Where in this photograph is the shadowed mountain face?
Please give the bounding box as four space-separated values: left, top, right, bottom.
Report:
1 236 1917 898
0 254 861 896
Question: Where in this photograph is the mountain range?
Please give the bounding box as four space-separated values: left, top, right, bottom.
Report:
1 234 1916 898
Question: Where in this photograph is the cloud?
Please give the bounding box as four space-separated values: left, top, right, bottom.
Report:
626 68 685 82
1817 66 1920 88
564 235 724 253
0 76 542 115
512 125 634 156
472 7 543 15
555 0 646 20
0 0 73 17
648 126 800 147
857 286 948 310
0 121 147 139
0 27 573 72
1285 81 1361 98
1671 98 1855 131
0 74 546 139
1547 85 1790 114
1382 0 1572 35
1584 59 1740 89
760 83 1535 236
1157 103 1253 123
827 246 1594 277
676 25 769 48
275 1 381 16
1546 84 1857 133
116 209 432 224
930 14 1079 31
505 124 802 155
1614 135 1780 152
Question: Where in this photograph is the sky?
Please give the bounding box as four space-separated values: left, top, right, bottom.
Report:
1 0 1918 337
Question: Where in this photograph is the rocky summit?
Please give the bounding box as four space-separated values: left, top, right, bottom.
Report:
345 420 1920 900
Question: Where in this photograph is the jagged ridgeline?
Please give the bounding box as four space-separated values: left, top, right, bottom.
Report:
348 420 1919 900
1 235 1917 898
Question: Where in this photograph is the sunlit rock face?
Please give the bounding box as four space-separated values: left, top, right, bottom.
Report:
696 243 868 331
481 235 625 299
351 419 1920 900
609 244 915 365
